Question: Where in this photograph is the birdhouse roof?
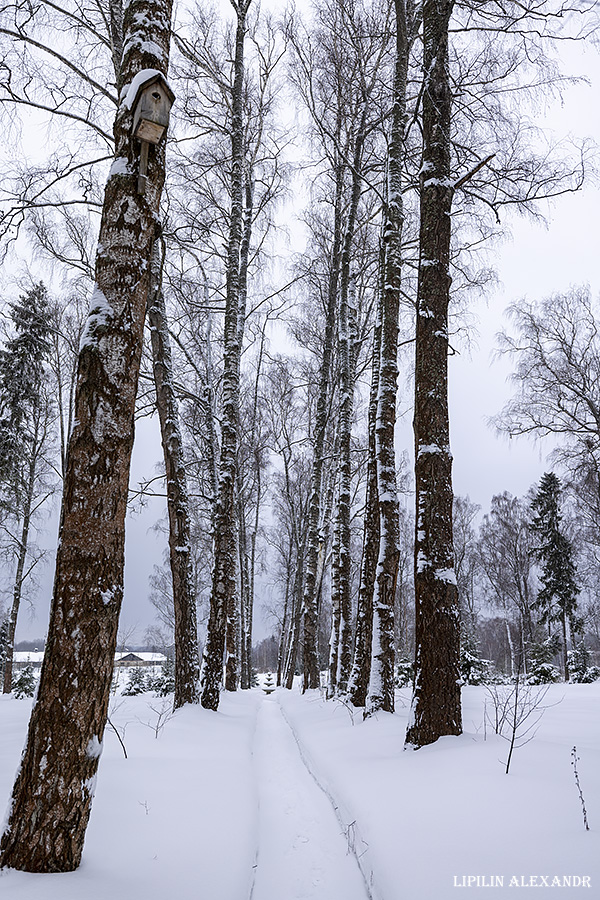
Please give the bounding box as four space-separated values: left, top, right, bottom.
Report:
123 69 175 111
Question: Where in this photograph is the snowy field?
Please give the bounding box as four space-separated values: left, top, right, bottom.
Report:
0 683 598 899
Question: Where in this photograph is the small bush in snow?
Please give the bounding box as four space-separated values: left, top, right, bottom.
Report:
568 646 600 683
527 634 562 684
395 659 413 688
527 662 560 685
460 646 497 685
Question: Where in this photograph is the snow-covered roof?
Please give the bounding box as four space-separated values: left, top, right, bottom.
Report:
13 651 167 663
13 652 45 663
114 652 167 662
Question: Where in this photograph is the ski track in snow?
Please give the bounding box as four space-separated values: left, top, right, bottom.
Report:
249 693 371 900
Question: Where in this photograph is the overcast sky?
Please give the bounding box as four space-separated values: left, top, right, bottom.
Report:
13 11 600 645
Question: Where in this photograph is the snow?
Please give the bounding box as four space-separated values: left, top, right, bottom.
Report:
79 286 113 351
108 157 131 178
434 567 457 585
1 685 599 898
121 69 163 110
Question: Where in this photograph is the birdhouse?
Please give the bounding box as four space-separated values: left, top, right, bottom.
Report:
132 73 175 145
130 73 175 194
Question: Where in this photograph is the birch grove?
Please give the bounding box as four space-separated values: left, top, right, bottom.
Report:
0 6 595 875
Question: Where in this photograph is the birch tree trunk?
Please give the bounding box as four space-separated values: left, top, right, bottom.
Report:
200 0 251 710
0 0 173 871
405 0 462 748
147 242 200 709
365 0 410 718
335 276 355 695
301 175 343 691
333 111 366 696
328 483 341 697
347 264 382 707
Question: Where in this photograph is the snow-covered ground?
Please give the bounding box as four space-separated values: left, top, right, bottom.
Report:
0 683 598 899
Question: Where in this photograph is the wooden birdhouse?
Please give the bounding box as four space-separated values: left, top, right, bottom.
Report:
131 73 175 193
132 73 174 144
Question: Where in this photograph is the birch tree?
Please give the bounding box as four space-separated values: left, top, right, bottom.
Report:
364 0 415 717
147 240 200 708
0 0 175 871
199 0 253 709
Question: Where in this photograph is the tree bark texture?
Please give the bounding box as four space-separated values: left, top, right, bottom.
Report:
365 0 409 718
405 0 462 748
0 0 173 871
147 244 200 709
200 1 250 709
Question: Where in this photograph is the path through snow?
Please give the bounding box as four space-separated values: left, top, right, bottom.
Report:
250 693 370 900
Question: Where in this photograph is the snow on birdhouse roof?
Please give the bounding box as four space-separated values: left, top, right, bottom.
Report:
122 70 174 111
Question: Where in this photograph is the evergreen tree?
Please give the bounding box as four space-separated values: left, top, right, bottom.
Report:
122 667 148 696
13 663 36 699
153 657 175 696
530 473 579 681
0 283 54 694
0 282 51 510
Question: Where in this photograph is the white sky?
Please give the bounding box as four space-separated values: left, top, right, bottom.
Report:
12 8 600 644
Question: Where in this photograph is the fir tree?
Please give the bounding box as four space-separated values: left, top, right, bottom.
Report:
530 473 579 681
13 663 36 699
122 667 148 696
0 283 54 694
0 282 51 511
153 657 175 696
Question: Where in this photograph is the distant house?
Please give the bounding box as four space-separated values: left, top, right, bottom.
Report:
13 651 45 670
13 650 167 670
114 652 167 668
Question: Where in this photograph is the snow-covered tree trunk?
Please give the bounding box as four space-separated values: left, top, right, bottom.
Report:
328 483 341 697
284 549 306 689
347 303 381 707
405 0 462 748
147 242 200 709
200 0 251 710
0 0 174 871
335 275 356 695
334 113 366 697
301 175 343 691
365 0 409 718
237 487 251 689
225 175 255 694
